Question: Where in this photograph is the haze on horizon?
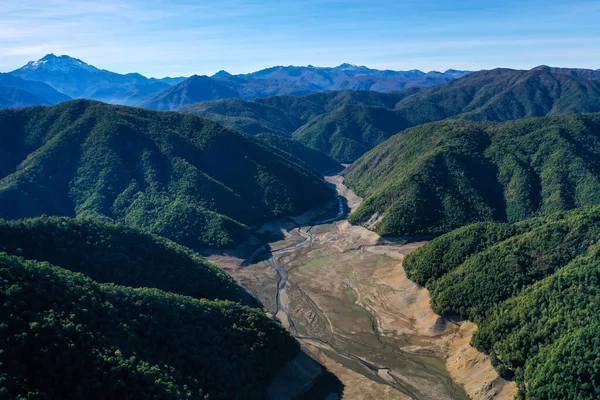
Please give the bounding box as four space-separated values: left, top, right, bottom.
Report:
1 0 599 78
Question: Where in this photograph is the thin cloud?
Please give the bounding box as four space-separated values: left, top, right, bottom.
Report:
0 0 598 76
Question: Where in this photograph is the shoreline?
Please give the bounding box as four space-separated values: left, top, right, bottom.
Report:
209 174 517 399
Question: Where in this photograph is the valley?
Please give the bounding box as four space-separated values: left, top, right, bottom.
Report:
3 2 599 398
210 175 516 400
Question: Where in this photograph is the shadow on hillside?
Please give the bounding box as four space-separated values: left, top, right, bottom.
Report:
298 368 345 400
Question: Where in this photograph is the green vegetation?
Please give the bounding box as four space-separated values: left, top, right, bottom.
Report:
0 253 297 400
0 216 299 399
182 67 600 162
403 206 600 399
293 104 411 163
395 66 600 122
181 91 414 162
0 216 250 304
180 98 307 137
0 100 333 249
344 114 600 237
253 133 341 173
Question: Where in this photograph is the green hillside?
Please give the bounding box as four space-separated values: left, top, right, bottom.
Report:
394 66 600 122
344 114 600 237
181 91 410 162
253 133 341 173
180 97 307 137
181 67 600 162
292 104 411 163
0 100 333 249
0 252 297 399
403 206 600 399
0 216 250 304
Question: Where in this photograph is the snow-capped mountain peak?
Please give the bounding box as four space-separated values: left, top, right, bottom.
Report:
21 54 100 74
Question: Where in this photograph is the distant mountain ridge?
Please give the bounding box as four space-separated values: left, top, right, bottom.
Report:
0 73 71 108
5 54 469 109
0 100 334 250
139 63 470 110
343 113 600 237
183 65 600 162
9 54 186 106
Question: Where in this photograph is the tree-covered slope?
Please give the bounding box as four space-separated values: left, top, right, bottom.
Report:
344 114 600 237
253 133 341 174
0 252 298 399
182 66 600 162
181 91 414 162
180 97 307 137
292 104 411 163
0 216 249 304
394 66 600 122
0 100 334 249
403 206 600 399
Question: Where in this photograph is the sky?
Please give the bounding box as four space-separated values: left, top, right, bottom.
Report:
1 0 599 78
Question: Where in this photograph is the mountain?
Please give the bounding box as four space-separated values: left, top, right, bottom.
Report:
150 76 187 85
233 64 471 96
403 206 600 399
0 87 51 109
9 54 178 105
0 216 298 399
252 133 341 174
138 75 239 110
0 216 250 303
293 104 411 162
139 64 470 110
0 73 71 108
181 91 414 162
343 113 600 237
0 100 334 250
393 66 600 122
183 66 600 162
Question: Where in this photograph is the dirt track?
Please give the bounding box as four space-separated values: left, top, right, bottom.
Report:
210 175 516 400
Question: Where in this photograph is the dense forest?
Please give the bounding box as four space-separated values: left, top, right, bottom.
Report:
343 113 600 237
0 100 334 250
404 206 600 399
0 216 299 399
0 216 250 304
252 133 341 174
182 66 600 162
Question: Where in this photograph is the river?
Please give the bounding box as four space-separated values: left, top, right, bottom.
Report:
210 175 516 400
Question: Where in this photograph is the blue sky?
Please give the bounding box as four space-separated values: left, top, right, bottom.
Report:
1 0 599 77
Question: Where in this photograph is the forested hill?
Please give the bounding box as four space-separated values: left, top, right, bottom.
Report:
0 100 334 249
0 216 249 304
182 66 600 162
0 216 298 399
344 113 600 237
403 206 600 399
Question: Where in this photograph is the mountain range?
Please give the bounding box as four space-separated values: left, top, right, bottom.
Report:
0 100 334 250
9 54 185 105
183 66 600 162
0 73 71 107
0 216 299 399
4 53 600 400
404 206 600 399
138 64 470 110
1 54 469 109
343 113 600 237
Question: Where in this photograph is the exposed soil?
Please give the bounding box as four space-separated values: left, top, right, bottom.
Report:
209 175 517 399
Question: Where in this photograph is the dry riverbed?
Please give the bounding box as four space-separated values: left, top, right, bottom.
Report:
209 175 517 400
